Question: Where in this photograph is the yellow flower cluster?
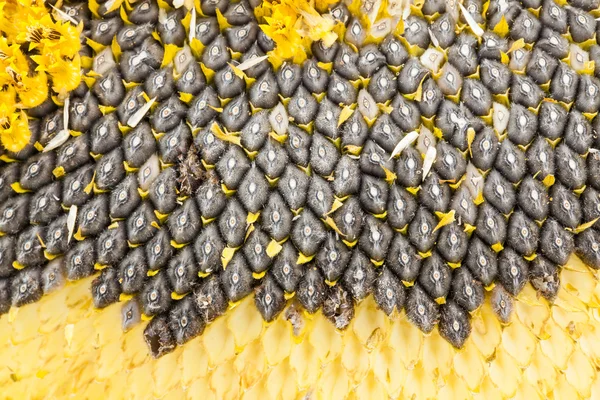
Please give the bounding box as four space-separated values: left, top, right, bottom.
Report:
0 0 81 153
255 0 340 65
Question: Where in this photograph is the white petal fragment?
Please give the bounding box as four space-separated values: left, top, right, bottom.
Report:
420 48 445 73
158 8 168 24
43 129 70 153
364 0 382 25
459 3 484 37
357 89 379 121
173 0 185 8
93 47 116 76
63 96 70 132
103 0 119 15
236 55 269 71
370 18 392 39
127 97 156 128
50 4 79 24
416 126 436 155
422 145 437 182
390 130 419 160
446 0 459 21
493 102 510 134
428 28 440 48
174 45 193 74
269 103 289 136
188 7 196 42
387 0 404 16
465 163 484 200
67 205 78 244
402 2 411 20
570 43 589 72
44 96 70 152
138 154 160 191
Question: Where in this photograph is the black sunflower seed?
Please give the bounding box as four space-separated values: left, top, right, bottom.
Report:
567 7 597 43
193 224 224 275
277 62 303 98
119 248 148 295
144 315 175 358
221 252 253 302
167 247 198 295
65 240 95 281
495 139 527 183
255 274 286 322
169 296 204 345
218 198 247 248
316 232 352 282
342 250 375 301
0 195 30 235
448 34 479 76
303 59 329 94
92 267 121 309
529 255 560 300
16 225 45 267
555 144 587 190
19 152 55 192
537 28 569 59
261 192 293 242
550 183 582 229
451 267 484 312
406 284 439 334
526 48 557 84
297 267 326 313
311 40 339 64
408 207 439 253
429 13 456 49
216 145 251 190
550 62 579 103
11 267 42 307
249 70 279 109
419 172 451 213
539 218 574 265
285 124 311 167
517 177 549 221
307 175 334 217
465 236 498 286
497 248 529 296
565 111 594 155
194 275 228 323
242 228 270 275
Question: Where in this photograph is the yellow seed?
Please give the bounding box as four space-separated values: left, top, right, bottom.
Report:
203 317 236 367
187 378 216 400
388 317 423 368
317 358 350 399
234 340 267 388
351 296 389 348
501 318 536 366
341 329 370 383
471 301 502 359
525 345 558 396
403 362 438 399
371 345 406 397
453 339 485 391
309 313 343 363
488 348 521 397
261 317 292 365
539 320 574 370
565 347 596 397
181 338 209 386
553 373 582 400
422 328 453 382
265 359 297 400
